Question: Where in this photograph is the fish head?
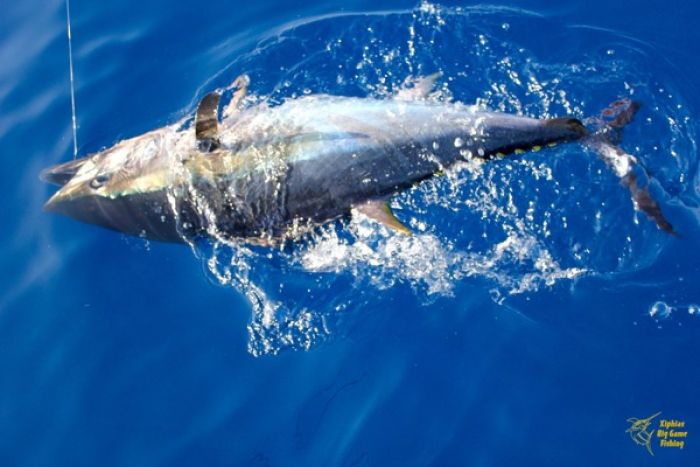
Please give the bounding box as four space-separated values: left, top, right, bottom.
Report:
41 128 187 242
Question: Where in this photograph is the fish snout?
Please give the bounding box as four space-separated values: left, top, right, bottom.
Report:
40 157 88 186
42 181 91 215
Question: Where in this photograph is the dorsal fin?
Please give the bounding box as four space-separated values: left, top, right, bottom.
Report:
223 74 250 120
195 91 221 152
395 72 442 101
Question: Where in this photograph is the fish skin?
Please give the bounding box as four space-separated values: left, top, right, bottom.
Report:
43 95 586 243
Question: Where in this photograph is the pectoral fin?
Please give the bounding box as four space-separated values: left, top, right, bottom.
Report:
355 199 412 235
195 91 221 152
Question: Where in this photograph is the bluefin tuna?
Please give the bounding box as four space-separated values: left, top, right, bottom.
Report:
41 74 675 243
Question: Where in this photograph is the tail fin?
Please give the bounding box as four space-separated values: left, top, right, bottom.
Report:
584 99 677 236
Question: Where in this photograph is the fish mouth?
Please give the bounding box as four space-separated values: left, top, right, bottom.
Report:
43 187 116 232
40 157 89 186
43 182 85 213
43 180 186 242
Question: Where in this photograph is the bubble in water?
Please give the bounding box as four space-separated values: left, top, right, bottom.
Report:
649 301 673 319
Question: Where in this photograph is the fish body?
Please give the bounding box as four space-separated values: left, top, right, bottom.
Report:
188 96 584 240
43 79 671 242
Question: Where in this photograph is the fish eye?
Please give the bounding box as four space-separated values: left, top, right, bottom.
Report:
90 174 110 189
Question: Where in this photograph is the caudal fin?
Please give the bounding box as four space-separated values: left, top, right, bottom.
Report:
584 99 677 236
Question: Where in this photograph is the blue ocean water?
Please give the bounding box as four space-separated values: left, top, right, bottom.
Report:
1 0 699 465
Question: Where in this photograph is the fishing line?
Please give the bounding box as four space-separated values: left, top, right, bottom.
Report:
65 0 78 159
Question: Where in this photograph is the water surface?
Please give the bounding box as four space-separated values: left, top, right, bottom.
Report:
1 1 699 465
